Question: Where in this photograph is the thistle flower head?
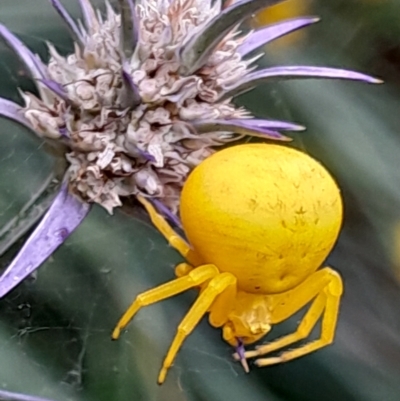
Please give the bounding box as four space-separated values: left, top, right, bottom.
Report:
19 0 278 214
0 0 381 297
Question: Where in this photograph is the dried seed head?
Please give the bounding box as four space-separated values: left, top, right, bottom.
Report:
23 0 256 214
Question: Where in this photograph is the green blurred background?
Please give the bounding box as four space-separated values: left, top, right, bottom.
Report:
1 0 400 400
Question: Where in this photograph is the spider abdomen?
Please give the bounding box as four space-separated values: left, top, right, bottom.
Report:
180 144 343 294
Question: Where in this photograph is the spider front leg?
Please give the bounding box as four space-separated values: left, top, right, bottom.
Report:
137 195 202 266
236 267 343 367
112 263 219 339
157 271 236 383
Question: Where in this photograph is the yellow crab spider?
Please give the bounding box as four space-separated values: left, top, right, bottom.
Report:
112 143 343 384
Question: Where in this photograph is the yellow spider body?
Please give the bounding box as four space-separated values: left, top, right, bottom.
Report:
112 144 344 384
181 144 342 294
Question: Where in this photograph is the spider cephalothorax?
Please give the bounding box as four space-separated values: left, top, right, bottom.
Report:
112 143 343 383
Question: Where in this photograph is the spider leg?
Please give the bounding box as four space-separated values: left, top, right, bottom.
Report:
137 195 202 266
158 272 237 384
208 276 237 328
175 262 194 278
239 267 342 366
112 264 219 339
241 291 326 360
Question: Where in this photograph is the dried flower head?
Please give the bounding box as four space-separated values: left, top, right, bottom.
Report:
0 0 380 296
